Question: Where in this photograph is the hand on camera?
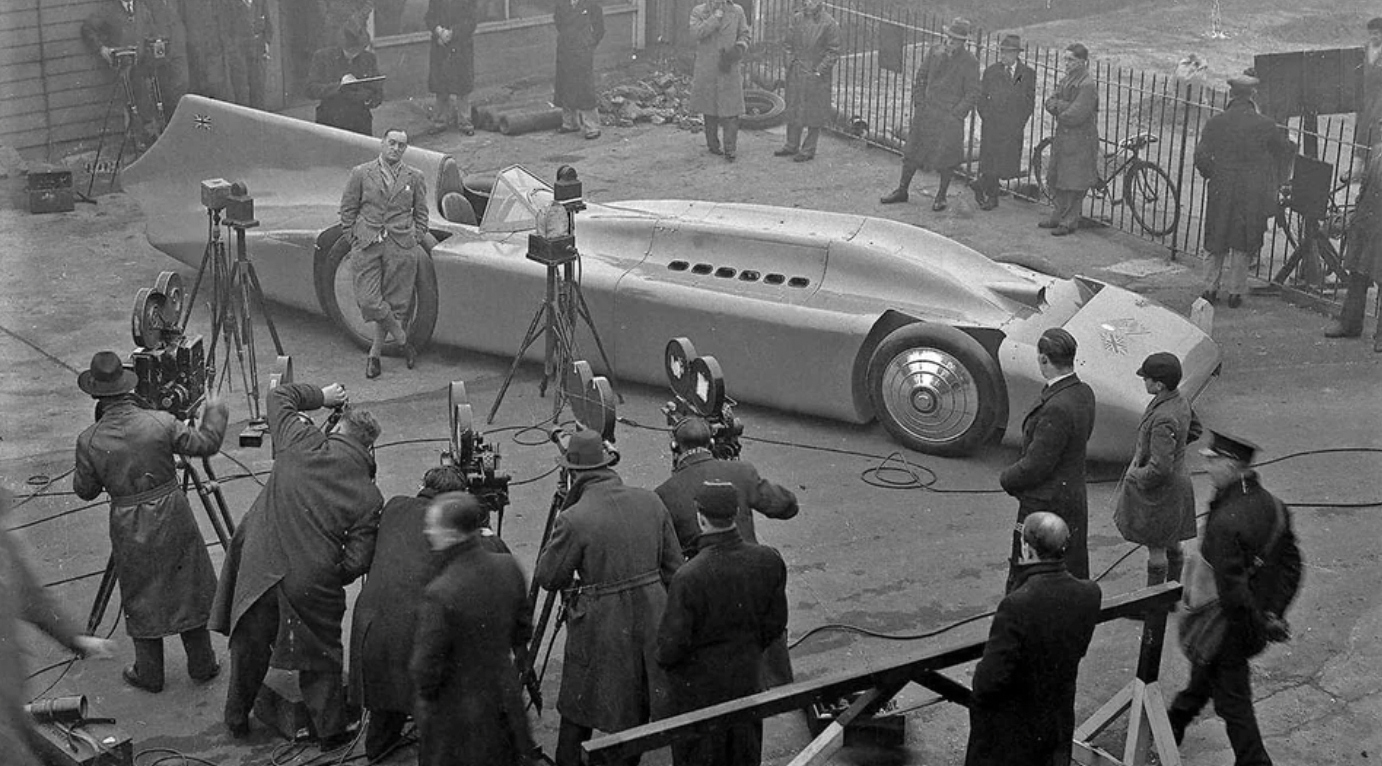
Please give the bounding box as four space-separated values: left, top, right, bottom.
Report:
100 46 115 65
341 73 358 85
321 383 349 408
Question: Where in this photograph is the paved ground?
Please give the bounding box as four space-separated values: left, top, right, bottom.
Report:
3 91 1381 766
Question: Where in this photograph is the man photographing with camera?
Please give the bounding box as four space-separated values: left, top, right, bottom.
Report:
73 350 227 693
212 380 384 751
82 0 188 142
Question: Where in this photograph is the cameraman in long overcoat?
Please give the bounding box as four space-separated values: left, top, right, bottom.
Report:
1040 43 1099 236
689 0 750 160
535 430 684 766
880 18 979 210
74 351 226 693
212 382 384 750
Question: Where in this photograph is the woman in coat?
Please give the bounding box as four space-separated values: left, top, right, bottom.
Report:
689 0 750 160
1113 353 1202 586
1041 43 1099 236
880 18 980 210
554 0 605 139
425 0 478 134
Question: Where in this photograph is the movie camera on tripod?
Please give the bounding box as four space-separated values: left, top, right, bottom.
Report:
661 337 744 461
108 46 139 69
442 381 512 533
521 360 618 716
130 270 208 421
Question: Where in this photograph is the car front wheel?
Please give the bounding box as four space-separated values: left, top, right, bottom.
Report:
313 231 439 355
866 324 1004 456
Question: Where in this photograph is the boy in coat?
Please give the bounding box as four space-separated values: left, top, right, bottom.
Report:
964 512 1101 766
999 328 1095 589
656 481 788 766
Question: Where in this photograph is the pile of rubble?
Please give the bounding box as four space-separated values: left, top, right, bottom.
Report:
597 71 704 131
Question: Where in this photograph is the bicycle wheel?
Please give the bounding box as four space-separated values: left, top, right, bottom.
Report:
1029 138 1054 203
1123 161 1181 237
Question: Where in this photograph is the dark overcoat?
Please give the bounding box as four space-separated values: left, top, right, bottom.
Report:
209 383 383 671
999 375 1096 579
425 0 477 96
688 2 749 118
349 489 510 714
904 44 980 170
964 561 1101 766
1 523 83 766
782 9 841 128
74 398 225 639
1044 67 1099 191
655 453 798 688
411 536 534 766
1345 146 1382 278
656 528 788 766
978 60 1036 179
1113 389 1201 548
1354 46 1382 148
1202 473 1303 659
1194 98 1294 254
534 469 684 732
305 46 382 135
553 0 604 110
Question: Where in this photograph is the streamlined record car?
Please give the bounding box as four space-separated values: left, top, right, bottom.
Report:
124 96 1220 460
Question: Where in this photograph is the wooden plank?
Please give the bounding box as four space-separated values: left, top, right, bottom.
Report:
1072 741 1124 766
1122 680 1149 766
0 38 91 68
784 687 889 766
1 21 89 48
1075 680 1135 740
3 84 110 121
1 0 107 33
911 668 973 707
1141 683 1182 766
1 67 112 99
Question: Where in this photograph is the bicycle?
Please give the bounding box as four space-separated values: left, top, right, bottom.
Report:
1030 132 1182 237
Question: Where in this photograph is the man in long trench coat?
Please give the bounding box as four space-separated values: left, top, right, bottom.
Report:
1039 43 1099 236
689 0 750 161
535 430 684 766
880 18 980 211
1194 72 1294 308
425 0 478 134
774 0 839 162
74 351 226 693
213 381 384 750
554 0 605 139
974 34 1035 211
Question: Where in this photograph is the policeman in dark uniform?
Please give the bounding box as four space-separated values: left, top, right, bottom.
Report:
305 19 383 135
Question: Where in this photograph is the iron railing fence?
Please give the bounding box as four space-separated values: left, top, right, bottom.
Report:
742 0 1366 302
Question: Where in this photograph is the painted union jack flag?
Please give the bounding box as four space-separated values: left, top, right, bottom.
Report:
194 114 212 130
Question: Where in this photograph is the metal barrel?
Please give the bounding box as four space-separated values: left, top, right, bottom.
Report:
498 107 565 136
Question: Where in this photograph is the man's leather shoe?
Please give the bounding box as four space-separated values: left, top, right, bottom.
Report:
403 343 417 369
1373 334 1382 353
191 659 222 683
226 720 250 739
979 198 998 211
1050 225 1075 236
774 146 798 157
1226 294 1242 308
793 153 814 162
1038 219 1060 228
879 188 909 204
971 184 986 207
122 665 163 693
557 125 580 134
1200 289 1218 305
724 152 736 162
707 145 722 155
1324 319 1362 338
365 356 381 379
931 197 948 212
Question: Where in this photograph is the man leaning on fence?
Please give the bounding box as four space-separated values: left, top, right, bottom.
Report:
963 511 1101 766
1194 71 1294 309
880 17 980 210
775 0 840 162
1039 43 1098 236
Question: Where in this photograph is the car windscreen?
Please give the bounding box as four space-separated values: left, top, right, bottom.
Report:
480 166 555 234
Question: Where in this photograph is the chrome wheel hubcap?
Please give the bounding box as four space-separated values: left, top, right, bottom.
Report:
878 348 979 444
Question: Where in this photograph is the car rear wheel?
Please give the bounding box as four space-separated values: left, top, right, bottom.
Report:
866 324 1004 456
313 231 439 355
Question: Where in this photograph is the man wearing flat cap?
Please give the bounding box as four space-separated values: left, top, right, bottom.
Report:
1193 70 1294 308
881 17 980 211
657 481 788 766
964 512 1101 766
1113 353 1202 590
535 429 684 766
1169 431 1302 763
73 351 228 693
974 34 1035 211
999 328 1095 590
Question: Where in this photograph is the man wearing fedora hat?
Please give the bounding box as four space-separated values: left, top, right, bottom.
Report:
73 350 229 693
974 34 1035 211
535 429 684 766
306 17 382 135
1194 69 1294 308
881 17 980 211
775 0 840 162
1113 352 1202 590
1168 431 1302 763
656 481 788 766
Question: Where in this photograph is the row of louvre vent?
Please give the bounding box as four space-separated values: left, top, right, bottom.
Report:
667 260 811 288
